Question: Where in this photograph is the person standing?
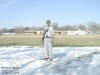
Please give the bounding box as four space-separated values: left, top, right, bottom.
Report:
42 20 54 61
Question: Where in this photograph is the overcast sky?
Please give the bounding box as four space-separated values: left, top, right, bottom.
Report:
0 0 100 28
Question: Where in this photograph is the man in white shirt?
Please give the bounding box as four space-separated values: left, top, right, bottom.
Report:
42 20 54 61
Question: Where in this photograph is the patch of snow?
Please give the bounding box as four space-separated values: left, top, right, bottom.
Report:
0 46 100 75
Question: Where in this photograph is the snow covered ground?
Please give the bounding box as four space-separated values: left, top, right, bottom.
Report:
0 46 100 75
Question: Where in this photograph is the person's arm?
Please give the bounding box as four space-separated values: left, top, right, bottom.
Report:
41 26 45 42
51 28 54 44
52 34 54 44
42 26 45 36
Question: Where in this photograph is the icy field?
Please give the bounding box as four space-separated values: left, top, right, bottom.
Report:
0 46 100 75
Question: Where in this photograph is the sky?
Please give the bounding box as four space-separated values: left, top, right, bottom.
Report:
0 0 100 28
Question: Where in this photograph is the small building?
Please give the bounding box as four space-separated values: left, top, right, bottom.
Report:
2 33 16 35
24 30 42 35
67 29 86 35
55 31 67 34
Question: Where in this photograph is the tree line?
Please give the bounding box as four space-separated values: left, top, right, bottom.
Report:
0 21 100 34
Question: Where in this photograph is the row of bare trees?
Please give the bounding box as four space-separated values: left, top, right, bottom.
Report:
0 21 100 34
53 21 100 33
0 26 42 34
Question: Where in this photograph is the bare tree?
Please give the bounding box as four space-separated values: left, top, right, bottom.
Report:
88 21 100 33
0 28 8 34
8 29 15 33
14 26 25 34
52 22 59 30
63 25 73 31
0 29 2 35
58 25 78 31
30 26 42 31
78 24 87 31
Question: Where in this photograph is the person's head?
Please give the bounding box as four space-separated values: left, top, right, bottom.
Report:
46 20 51 27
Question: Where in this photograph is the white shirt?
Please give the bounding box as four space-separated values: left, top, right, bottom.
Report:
44 26 54 38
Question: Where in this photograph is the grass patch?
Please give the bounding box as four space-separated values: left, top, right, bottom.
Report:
0 34 100 47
